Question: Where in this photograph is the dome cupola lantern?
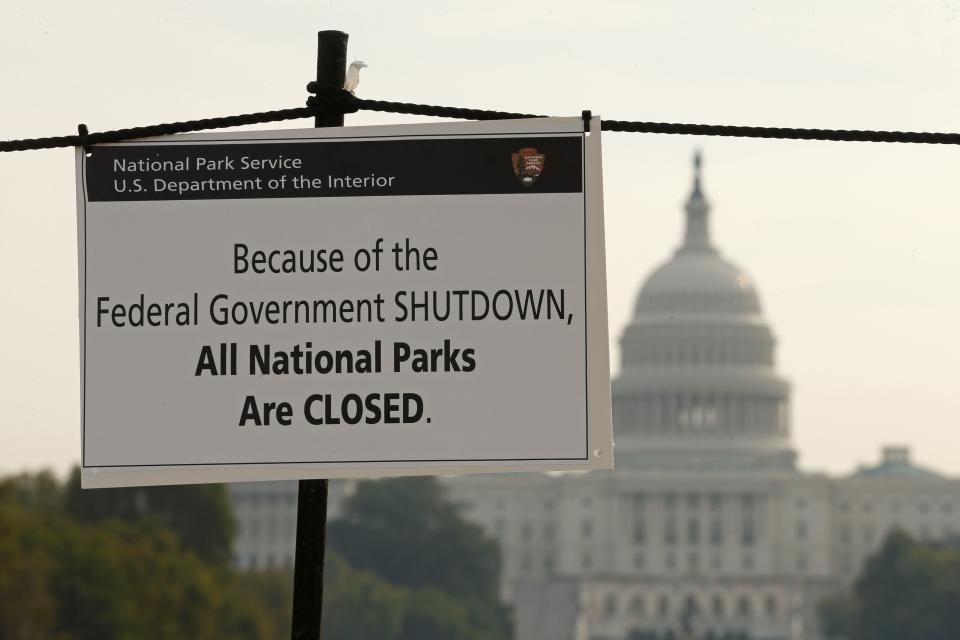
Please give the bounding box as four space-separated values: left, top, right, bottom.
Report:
682 151 712 251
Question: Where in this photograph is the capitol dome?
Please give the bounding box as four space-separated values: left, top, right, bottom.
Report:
613 153 795 472
634 153 762 321
635 251 762 318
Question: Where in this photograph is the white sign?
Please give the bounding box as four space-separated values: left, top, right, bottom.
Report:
76 117 611 488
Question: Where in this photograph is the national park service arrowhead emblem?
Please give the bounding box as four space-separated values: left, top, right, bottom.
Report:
512 147 545 187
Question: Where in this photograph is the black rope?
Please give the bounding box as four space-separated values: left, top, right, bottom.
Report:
1 106 318 153
599 119 960 145
2 88 959 153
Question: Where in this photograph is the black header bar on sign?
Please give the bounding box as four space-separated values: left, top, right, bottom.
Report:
85 134 583 202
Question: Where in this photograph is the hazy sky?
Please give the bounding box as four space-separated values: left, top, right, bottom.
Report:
1 1 958 477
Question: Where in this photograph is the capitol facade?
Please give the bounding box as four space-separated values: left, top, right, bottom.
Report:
229 154 960 640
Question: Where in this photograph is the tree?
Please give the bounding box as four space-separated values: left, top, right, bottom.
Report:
818 591 860 639
63 467 234 565
1 470 282 640
327 476 511 639
328 476 500 599
819 530 960 640
0 496 63 639
232 569 295 638
321 552 506 640
399 587 485 640
323 553 409 640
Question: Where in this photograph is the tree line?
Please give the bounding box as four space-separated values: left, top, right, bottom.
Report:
819 530 960 640
0 470 510 640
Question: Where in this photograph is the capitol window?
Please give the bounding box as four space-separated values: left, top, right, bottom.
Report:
677 403 719 429
521 555 533 573
665 519 678 545
710 519 723 544
840 555 852 572
543 554 555 574
630 595 645 615
657 595 670 617
712 595 725 617
687 519 700 543
765 595 778 617
582 519 594 538
521 522 532 541
633 519 646 544
543 522 555 541
604 594 618 617
709 494 723 511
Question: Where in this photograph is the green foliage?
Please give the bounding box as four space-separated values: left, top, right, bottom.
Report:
398 587 497 640
324 553 409 640
819 591 860 640
819 530 960 640
327 476 512 639
2 470 514 640
63 467 234 565
322 552 508 640
329 476 501 599
232 569 294 638
0 498 63 640
2 469 64 515
0 471 283 640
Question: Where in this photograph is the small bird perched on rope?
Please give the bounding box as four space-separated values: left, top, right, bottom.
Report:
344 61 367 94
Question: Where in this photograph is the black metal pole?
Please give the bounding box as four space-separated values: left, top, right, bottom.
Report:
290 29 348 640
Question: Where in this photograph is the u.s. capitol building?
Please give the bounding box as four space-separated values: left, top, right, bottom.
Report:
229 154 960 640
